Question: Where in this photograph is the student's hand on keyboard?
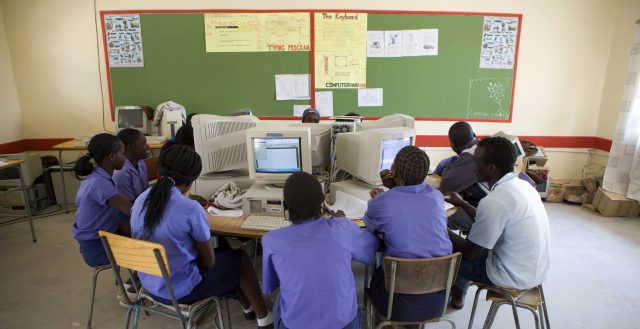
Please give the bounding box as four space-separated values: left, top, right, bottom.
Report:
369 187 384 198
329 209 345 218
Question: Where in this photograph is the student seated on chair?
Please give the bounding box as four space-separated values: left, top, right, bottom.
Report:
262 171 379 329
445 137 551 310
435 121 488 233
130 145 273 328
114 128 151 203
72 133 133 267
364 146 453 323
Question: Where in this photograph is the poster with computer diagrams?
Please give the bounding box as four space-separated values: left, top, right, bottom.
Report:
314 12 368 89
479 16 518 69
104 15 144 67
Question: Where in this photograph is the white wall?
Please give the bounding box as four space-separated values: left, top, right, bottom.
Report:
2 0 636 178
0 2 22 143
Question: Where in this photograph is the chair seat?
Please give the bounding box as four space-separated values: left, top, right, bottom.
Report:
486 286 542 308
139 287 216 318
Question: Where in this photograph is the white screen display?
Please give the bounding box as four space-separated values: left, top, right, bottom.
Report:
380 137 413 171
253 138 302 173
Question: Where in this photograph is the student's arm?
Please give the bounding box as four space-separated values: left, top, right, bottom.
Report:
444 191 476 219
195 240 215 268
362 198 383 235
261 235 280 294
434 155 459 176
465 198 510 260
107 195 133 236
448 230 484 261
440 154 477 193
113 172 135 202
349 222 379 266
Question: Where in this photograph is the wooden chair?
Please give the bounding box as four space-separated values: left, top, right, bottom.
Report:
467 282 550 329
366 252 462 329
98 231 231 329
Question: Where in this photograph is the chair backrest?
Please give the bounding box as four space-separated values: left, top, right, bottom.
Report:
383 252 462 295
98 230 169 277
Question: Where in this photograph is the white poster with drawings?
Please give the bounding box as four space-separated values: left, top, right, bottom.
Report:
402 30 422 57
421 29 438 56
314 91 334 117
105 15 144 67
358 88 383 107
367 31 385 57
384 31 403 57
479 16 518 69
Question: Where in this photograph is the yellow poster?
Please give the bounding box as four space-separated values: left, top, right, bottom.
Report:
314 12 367 88
205 13 310 52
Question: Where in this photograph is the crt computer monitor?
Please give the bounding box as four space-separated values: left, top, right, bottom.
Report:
356 113 415 131
336 127 416 186
192 114 260 175
246 126 312 186
115 106 148 133
288 123 331 174
492 131 525 160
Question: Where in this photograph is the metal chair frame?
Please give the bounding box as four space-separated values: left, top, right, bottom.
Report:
467 283 550 329
99 231 232 329
85 264 112 329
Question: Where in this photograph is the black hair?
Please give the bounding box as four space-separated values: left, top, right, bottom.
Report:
186 113 198 126
283 172 324 224
345 112 360 116
448 121 475 146
477 136 517 177
392 146 430 186
175 125 194 147
73 133 121 179
116 128 142 149
141 145 202 240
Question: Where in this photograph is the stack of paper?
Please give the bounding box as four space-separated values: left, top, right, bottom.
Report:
325 190 368 219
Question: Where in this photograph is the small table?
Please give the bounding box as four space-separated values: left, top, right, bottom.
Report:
0 160 36 242
52 139 165 213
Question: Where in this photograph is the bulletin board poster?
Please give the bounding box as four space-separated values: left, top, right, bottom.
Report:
479 16 518 69
314 12 368 89
104 15 144 67
204 13 311 52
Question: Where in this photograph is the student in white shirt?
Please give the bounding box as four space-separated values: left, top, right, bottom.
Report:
445 136 551 309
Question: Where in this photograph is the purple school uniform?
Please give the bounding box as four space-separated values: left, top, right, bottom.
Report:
262 217 378 329
130 187 210 300
113 159 148 202
363 183 452 258
72 167 120 240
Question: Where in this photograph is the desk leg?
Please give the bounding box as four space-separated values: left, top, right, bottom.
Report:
58 150 69 213
17 166 36 242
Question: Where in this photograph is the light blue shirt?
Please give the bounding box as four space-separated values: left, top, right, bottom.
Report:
363 183 452 258
130 187 211 300
468 172 551 289
113 159 148 202
72 167 119 240
262 217 378 329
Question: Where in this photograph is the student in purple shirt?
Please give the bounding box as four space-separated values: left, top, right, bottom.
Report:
262 172 378 329
113 128 150 202
130 145 273 328
72 133 133 267
364 146 453 322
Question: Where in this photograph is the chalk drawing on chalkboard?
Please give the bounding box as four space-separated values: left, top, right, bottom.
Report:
466 78 512 119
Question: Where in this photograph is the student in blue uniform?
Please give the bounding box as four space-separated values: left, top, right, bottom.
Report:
262 172 379 329
113 128 150 203
72 133 133 267
364 146 453 322
130 145 273 328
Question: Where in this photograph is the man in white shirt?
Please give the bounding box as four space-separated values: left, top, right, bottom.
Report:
445 136 551 309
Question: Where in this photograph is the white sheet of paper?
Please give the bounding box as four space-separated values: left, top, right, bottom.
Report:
385 30 403 57
314 91 334 117
358 88 383 107
275 74 310 100
367 31 385 57
327 190 368 219
402 30 422 57
421 29 439 56
444 201 454 211
207 206 243 217
293 104 311 117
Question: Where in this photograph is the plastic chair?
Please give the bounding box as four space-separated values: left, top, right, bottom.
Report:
467 282 550 329
86 264 111 329
366 252 462 329
98 231 232 329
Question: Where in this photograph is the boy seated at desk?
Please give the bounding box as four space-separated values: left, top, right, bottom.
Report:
262 172 379 329
364 146 453 323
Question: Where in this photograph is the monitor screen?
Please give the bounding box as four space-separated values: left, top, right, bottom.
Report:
118 108 144 128
253 137 302 173
512 140 523 158
380 137 413 171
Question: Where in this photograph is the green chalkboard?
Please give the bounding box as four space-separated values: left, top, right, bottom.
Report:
107 12 518 120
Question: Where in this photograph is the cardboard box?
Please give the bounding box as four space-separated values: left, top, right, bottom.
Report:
524 146 548 167
563 184 586 204
592 188 640 217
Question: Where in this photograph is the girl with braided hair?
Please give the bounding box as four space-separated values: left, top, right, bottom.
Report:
130 144 273 328
72 133 133 267
364 146 453 322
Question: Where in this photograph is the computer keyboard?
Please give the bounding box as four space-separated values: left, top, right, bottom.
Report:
241 215 291 231
146 136 167 144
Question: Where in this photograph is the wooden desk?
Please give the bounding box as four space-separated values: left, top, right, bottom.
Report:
0 160 36 242
52 139 164 213
207 206 458 239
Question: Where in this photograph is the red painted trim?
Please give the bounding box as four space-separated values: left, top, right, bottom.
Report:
0 136 614 152
100 9 521 16
100 12 115 121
